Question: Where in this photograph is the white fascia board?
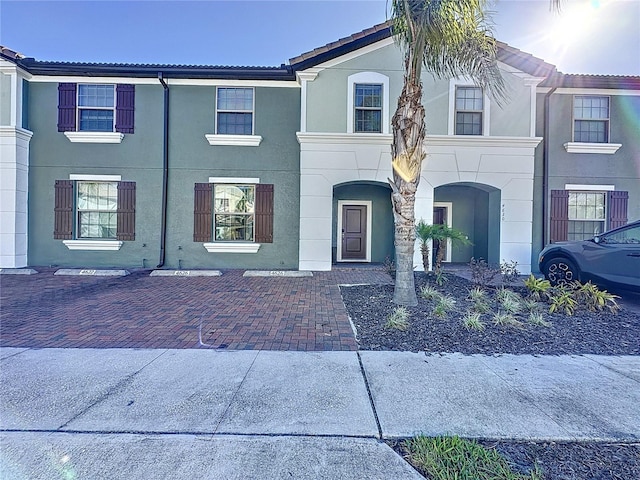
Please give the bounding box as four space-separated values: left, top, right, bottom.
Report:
309 37 396 72
553 88 640 96
29 75 159 85
426 135 543 149
168 78 298 88
296 132 393 145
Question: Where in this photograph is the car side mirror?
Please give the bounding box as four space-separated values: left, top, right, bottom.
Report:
593 235 601 244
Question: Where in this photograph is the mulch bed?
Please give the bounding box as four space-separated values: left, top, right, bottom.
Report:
342 273 640 479
340 273 640 355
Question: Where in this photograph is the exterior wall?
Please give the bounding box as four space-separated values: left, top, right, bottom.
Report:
298 40 543 273
531 89 640 269
25 80 300 269
0 60 32 268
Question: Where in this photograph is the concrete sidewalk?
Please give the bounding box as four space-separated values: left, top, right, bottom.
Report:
1 348 639 479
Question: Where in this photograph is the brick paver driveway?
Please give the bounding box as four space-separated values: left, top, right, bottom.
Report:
0 268 391 350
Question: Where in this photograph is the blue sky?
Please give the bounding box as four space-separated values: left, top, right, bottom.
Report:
1 0 638 75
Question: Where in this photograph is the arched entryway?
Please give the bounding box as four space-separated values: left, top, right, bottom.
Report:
433 182 501 265
333 181 394 264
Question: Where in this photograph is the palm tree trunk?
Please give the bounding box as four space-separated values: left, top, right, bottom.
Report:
390 69 425 307
420 242 430 272
435 239 446 274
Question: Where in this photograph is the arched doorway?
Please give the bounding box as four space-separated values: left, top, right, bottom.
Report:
433 182 501 265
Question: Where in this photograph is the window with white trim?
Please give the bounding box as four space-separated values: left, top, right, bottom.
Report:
78 84 115 132
216 87 254 135
568 191 606 240
455 86 483 135
214 184 255 241
573 96 609 143
354 84 382 133
76 181 118 238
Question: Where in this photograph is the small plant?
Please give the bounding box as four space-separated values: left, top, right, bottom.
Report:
469 257 501 287
463 311 485 331
402 435 543 480
385 307 409 330
420 285 441 301
575 281 620 314
500 260 520 285
493 311 523 327
522 298 541 313
496 288 523 314
528 311 551 327
468 286 488 303
548 286 578 316
435 270 447 286
523 274 552 302
433 295 456 318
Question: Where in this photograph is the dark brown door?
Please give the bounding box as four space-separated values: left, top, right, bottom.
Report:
341 205 367 260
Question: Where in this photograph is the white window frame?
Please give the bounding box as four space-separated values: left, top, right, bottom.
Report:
353 83 383 133
572 95 610 144
566 189 607 241
77 84 116 133
347 72 389 134
448 79 490 136
203 177 262 253
215 87 255 135
62 174 123 251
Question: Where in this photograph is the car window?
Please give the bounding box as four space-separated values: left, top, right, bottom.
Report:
601 225 640 244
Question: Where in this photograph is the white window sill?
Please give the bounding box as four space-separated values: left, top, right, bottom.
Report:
64 132 124 144
563 142 622 154
203 242 261 253
205 134 262 147
63 240 124 251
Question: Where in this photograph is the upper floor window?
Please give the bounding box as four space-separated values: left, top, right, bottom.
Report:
78 85 115 132
354 84 382 133
58 83 135 135
573 96 609 143
216 87 254 135
455 86 483 135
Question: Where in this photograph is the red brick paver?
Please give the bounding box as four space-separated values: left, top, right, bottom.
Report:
0 268 392 351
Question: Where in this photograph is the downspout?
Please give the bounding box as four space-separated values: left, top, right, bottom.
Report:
157 73 169 268
542 86 557 249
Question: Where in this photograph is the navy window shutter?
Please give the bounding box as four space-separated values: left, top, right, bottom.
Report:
57 83 77 132
115 84 135 134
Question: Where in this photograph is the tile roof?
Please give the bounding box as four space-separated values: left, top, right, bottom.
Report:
541 73 640 89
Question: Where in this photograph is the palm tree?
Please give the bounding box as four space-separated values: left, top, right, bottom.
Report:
389 0 506 306
416 220 471 274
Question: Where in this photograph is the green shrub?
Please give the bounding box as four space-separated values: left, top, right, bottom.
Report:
528 311 551 327
420 285 441 301
493 311 523 327
469 257 500 287
433 295 456 318
496 287 522 314
575 281 620 314
463 312 485 331
523 274 552 302
548 286 578 316
500 260 520 285
385 307 409 331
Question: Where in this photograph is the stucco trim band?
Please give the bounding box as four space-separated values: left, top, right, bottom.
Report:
203 242 261 253
64 132 125 144
63 240 124 251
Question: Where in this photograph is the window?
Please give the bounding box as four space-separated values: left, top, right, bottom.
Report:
354 84 382 133
549 189 628 243
455 87 483 135
58 83 135 135
77 182 118 238
573 96 609 143
216 88 254 135
214 184 255 241
194 182 273 246
568 191 606 240
54 179 136 242
78 85 115 132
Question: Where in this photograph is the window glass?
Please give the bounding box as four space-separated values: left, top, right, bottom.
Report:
354 84 382 133
77 182 118 238
214 185 255 241
455 87 483 135
217 88 254 135
78 84 115 132
573 96 609 143
602 225 640 244
568 191 606 240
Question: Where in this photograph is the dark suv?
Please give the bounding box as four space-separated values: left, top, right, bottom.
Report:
539 220 640 292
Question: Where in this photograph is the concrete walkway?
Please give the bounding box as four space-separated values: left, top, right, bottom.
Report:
1 348 639 479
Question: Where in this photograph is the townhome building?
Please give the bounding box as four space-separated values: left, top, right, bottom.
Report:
1 22 638 274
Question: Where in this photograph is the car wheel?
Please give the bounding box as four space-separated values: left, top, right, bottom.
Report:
544 257 579 287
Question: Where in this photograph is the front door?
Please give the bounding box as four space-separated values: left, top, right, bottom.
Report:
341 205 367 260
433 206 448 264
